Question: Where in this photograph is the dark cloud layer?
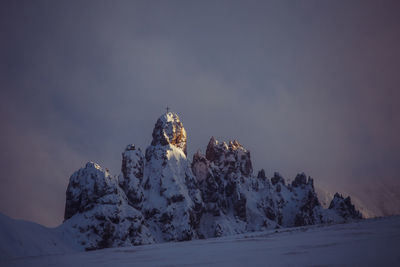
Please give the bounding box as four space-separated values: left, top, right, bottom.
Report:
1 1 399 226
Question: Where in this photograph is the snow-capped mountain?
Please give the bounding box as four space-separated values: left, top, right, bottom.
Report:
62 112 362 250
63 162 153 250
137 112 203 242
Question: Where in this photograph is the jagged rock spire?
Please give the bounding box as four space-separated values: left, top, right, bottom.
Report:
151 112 187 155
329 193 363 219
119 144 144 209
205 136 253 177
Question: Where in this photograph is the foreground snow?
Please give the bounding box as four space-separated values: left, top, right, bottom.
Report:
2 216 399 267
0 213 80 260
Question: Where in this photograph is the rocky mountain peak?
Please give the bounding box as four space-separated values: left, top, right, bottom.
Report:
228 140 243 150
257 169 266 179
329 193 362 219
271 172 285 185
151 112 187 155
62 112 364 250
64 161 120 221
205 137 253 177
291 173 314 189
85 161 103 171
121 144 143 180
205 136 219 162
119 145 144 209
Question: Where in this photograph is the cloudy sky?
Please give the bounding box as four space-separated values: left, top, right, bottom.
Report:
1 1 399 226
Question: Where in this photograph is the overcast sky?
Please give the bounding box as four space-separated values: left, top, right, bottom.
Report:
1 0 399 226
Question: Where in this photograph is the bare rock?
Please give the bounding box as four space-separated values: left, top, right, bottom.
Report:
151 112 187 155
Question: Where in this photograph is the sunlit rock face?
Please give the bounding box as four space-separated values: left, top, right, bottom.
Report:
151 112 187 155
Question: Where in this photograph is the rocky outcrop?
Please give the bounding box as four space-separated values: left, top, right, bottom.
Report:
64 162 120 220
63 111 363 250
271 172 285 186
193 139 259 237
329 193 363 220
151 112 187 155
64 162 153 250
192 137 362 235
290 173 322 226
205 137 253 177
118 145 144 210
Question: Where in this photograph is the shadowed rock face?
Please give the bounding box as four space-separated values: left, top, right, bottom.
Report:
257 169 266 179
329 193 363 219
271 172 285 186
192 152 211 182
291 175 322 227
151 112 187 155
119 145 144 209
121 144 143 180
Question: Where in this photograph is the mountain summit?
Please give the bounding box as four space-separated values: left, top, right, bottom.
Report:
63 112 362 250
142 112 203 242
151 112 187 155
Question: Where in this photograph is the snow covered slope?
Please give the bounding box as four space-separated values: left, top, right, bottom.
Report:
2 215 399 266
0 213 79 260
